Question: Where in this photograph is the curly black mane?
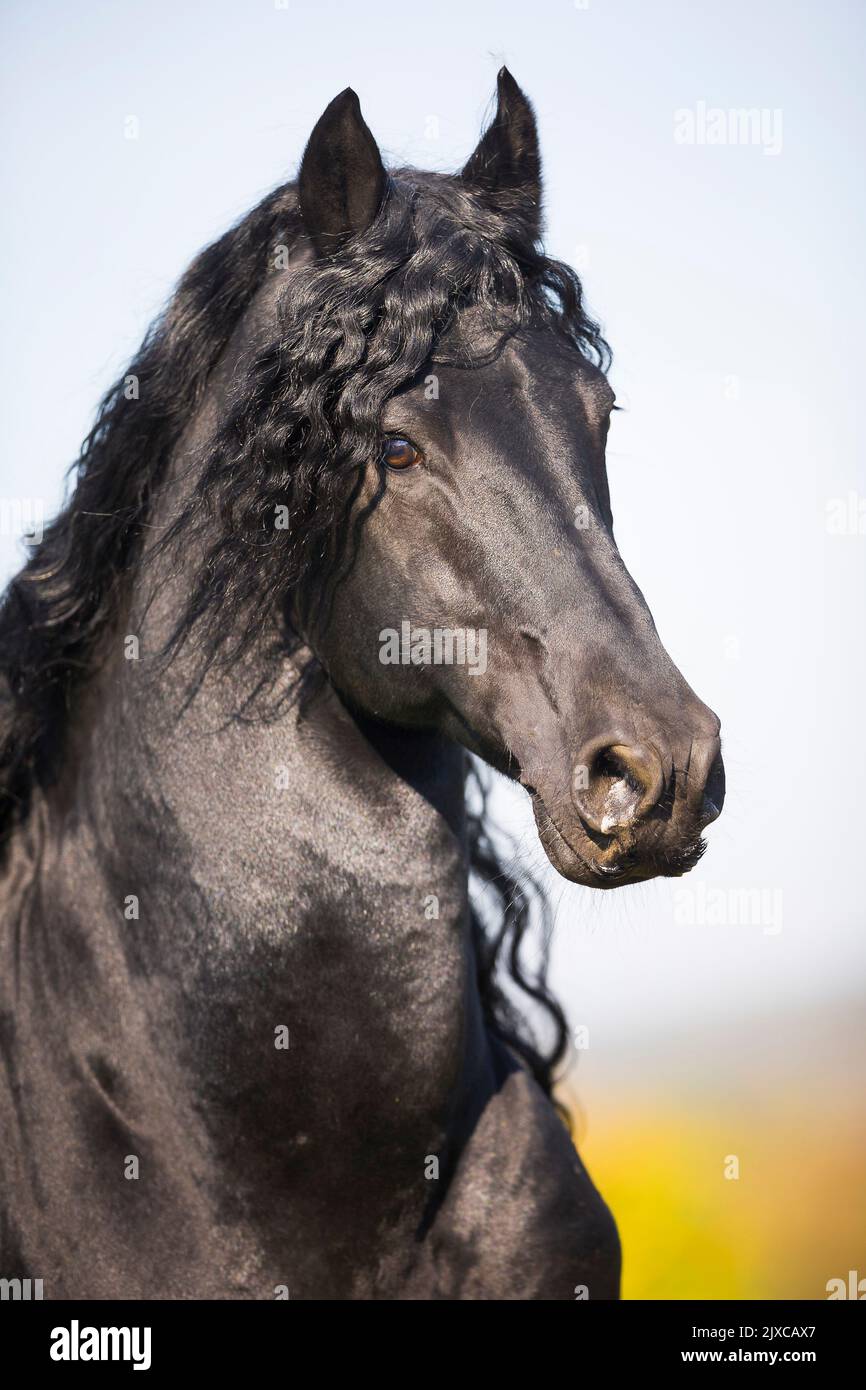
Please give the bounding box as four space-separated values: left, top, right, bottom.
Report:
0 164 609 1096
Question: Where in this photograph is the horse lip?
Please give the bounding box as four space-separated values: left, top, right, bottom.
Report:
531 790 620 884
660 837 707 876
531 788 706 886
530 791 590 872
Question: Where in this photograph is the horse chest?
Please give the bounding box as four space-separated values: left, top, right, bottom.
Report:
156 825 475 1147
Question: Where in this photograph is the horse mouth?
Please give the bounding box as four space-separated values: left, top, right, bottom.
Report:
529 790 706 889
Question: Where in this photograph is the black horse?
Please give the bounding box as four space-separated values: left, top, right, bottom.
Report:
0 72 723 1299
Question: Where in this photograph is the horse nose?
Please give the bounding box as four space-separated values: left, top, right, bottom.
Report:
572 738 665 836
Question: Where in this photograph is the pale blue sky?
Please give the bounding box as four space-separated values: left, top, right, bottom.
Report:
1 0 864 1043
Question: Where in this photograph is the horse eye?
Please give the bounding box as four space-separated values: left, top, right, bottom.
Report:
382 436 423 470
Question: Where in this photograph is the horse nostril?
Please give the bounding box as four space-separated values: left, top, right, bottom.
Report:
572 739 665 837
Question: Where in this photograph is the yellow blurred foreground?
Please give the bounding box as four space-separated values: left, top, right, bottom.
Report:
561 996 866 1299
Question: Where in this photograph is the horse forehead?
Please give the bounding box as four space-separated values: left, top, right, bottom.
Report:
506 329 612 407
435 332 611 425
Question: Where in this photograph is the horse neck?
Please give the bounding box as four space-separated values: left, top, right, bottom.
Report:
19 519 476 1140
4 611 483 1274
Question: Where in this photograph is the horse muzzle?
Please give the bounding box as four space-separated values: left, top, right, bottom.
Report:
528 725 725 889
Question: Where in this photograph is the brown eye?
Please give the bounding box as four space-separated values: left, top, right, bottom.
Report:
382 436 423 470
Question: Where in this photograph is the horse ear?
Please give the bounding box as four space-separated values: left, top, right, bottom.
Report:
461 68 541 233
298 88 386 255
